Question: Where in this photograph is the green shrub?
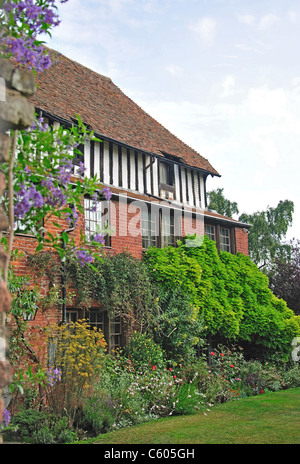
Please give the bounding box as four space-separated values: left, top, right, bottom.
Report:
282 363 300 388
32 426 55 444
144 236 300 361
126 331 165 369
78 394 117 435
9 410 78 444
10 409 46 442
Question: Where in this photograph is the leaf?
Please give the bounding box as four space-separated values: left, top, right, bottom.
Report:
62 231 69 244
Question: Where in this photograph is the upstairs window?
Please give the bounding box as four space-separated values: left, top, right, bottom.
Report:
142 207 176 249
205 224 215 241
142 209 157 249
84 197 110 246
220 227 231 252
161 210 175 248
159 162 174 187
205 223 232 253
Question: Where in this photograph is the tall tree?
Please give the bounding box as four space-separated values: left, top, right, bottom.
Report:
239 200 294 270
207 188 239 218
268 239 300 315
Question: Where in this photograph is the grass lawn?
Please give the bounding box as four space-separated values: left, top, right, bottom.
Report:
86 388 300 445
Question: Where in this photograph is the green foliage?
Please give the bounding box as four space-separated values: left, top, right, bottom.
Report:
7 267 39 320
144 236 300 359
268 238 300 315
66 251 156 331
9 410 77 444
126 331 165 369
150 287 204 363
207 188 239 218
239 199 294 270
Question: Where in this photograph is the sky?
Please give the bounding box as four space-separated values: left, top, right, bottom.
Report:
46 0 300 240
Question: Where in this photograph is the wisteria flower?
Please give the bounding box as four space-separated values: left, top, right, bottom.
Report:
1 0 69 72
75 248 95 266
47 367 62 387
91 233 105 245
102 186 112 200
66 204 78 227
77 161 86 176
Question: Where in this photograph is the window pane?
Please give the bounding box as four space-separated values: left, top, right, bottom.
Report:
220 227 230 252
161 211 175 247
205 224 215 241
84 197 110 245
88 310 105 332
142 209 156 248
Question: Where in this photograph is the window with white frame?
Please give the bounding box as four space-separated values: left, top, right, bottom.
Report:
84 197 110 245
142 208 157 249
205 224 215 241
220 227 231 252
142 207 176 249
161 209 175 248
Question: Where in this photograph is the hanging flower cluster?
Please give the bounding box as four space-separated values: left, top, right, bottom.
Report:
3 114 111 265
0 0 69 72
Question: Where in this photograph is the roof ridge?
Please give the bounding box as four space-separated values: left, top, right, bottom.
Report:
33 47 220 176
45 46 112 83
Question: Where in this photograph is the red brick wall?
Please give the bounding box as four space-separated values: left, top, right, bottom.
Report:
110 197 143 259
181 210 205 237
235 227 249 255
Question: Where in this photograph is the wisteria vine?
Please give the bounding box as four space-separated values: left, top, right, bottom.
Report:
0 0 112 267
0 0 69 72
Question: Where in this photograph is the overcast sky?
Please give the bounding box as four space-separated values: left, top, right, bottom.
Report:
46 0 300 240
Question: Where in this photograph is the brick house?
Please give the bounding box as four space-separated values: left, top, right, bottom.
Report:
13 49 250 352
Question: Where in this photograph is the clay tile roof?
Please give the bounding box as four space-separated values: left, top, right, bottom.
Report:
31 48 220 176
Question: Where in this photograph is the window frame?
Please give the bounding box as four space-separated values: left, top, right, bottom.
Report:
84 196 111 246
205 222 234 253
219 226 231 252
142 206 176 249
204 224 215 241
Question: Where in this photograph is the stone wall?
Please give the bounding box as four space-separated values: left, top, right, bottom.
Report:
0 57 35 442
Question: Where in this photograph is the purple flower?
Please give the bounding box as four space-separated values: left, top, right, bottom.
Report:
28 184 44 208
2 409 11 428
75 248 95 266
58 160 72 187
92 233 105 245
77 161 86 176
14 183 34 219
102 187 112 200
42 176 67 207
47 367 62 387
66 204 78 227
1 0 69 72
